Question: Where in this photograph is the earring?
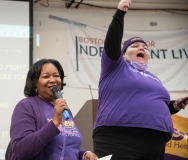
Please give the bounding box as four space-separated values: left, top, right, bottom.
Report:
35 88 38 94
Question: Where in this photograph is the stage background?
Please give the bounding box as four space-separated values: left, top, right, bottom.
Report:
1 1 187 159
33 5 188 159
33 3 188 118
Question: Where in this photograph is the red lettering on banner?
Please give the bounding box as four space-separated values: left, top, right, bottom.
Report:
79 37 155 48
84 37 89 43
146 41 155 47
79 37 84 43
78 36 104 45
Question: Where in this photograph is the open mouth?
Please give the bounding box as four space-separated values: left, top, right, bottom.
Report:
48 86 57 90
137 53 144 59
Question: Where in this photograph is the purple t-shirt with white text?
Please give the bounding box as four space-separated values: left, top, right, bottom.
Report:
9 96 85 160
94 49 174 135
42 100 83 160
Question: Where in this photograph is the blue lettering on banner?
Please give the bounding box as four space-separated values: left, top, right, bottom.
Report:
75 35 188 71
150 49 168 59
149 49 188 59
183 49 188 58
75 36 103 71
172 50 179 59
172 49 188 59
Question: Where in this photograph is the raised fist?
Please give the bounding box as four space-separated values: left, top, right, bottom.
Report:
118 0 131 12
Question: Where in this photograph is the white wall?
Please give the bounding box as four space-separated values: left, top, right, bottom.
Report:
33 5 188 117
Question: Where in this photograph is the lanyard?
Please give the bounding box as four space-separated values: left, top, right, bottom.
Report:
42 99 67 160
60 120 66 160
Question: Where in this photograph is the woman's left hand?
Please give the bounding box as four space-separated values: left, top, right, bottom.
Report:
83 151 98 160
174 97 188 110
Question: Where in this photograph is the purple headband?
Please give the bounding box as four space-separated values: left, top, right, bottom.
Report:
121 37 147 54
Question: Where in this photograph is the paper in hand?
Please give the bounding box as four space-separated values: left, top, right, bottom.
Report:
98 155 112 160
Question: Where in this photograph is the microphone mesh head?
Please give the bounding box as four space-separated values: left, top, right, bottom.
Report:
52 86 60 93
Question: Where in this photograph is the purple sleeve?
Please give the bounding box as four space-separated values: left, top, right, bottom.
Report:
10 100 60 159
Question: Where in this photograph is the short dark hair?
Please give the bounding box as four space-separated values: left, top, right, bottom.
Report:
24 59 65 97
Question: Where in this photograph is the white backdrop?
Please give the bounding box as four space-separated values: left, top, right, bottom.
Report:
33 6 188 119
65 21 188 91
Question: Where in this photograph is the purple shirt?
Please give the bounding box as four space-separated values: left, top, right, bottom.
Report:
42 100 83 160
94 50 174 135
9 96 85 160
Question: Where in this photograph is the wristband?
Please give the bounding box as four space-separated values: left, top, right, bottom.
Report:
82 151 91 160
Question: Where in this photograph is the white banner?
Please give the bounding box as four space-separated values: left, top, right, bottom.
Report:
66 22 188 91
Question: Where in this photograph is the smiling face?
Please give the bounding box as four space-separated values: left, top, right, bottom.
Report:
36 63 62 103
123 42 149 64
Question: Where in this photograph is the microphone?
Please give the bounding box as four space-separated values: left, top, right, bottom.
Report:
52 86 69 120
